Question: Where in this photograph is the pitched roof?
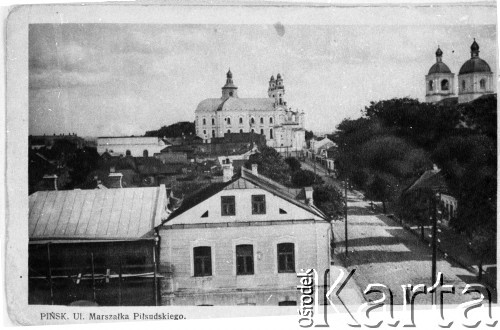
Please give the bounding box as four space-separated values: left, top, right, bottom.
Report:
29 185 168 242
195 97 275 112
166 168 327 221
405 169 449 194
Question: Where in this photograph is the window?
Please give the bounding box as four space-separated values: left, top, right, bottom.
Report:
221 196 236 216
240 129 243 133
277 243 295 273
270 117 273 124
480 79 486 89
428 80 433 91
212 130 215 137
462 80 466 90
251 118 255 124
125 150 131 156
203 129 207 135
251 129 255 133
236 245 254 275
279 301 297 306
212 118 215 125
229 91 233 97
203 118 206 125
260 117 264 124
260 129 264 135
143 149 149 157
252 195 266 214
227 129 231 134
270 129 273 139
279 208 287 214
239 117 243 124
193 246 212 277
227 117 231 125
441 79 449 91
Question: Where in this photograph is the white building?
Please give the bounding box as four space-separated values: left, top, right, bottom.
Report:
195 70 306 152
425 40 494 104
97 136 168 157
158 165 331 306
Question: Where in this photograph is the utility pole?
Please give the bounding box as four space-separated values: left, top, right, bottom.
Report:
345 178 349 258
431 193 438 305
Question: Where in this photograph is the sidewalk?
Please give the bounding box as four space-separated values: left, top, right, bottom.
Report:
373 203 497 290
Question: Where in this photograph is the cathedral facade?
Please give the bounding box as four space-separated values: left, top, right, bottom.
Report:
425 39 494 104
195 70 306 152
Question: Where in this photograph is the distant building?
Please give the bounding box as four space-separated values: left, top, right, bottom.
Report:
158 166 331 306
28 186 169 305
97 136 168 157
195 70 306 152
425 40 494 104
29 134 85 150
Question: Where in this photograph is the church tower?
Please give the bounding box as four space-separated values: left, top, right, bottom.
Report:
425 46 455 103
458 39 494 103
221 69 238 99
268 73 285 106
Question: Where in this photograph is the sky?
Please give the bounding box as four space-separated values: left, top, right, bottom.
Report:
29 23 497 137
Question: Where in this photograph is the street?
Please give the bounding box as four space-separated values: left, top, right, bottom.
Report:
301 159 494 305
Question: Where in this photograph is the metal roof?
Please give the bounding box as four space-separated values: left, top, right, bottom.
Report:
29 185 168 242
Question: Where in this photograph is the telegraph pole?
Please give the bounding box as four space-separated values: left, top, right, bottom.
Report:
345 178 349 258
431 193 438 304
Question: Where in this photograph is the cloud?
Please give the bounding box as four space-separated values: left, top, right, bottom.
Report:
29 69 112 90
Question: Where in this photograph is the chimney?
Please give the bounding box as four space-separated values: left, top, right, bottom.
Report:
108 172 123 188
223 163 233 182
43 174 58 191
304 187 314 206
251 164 258 175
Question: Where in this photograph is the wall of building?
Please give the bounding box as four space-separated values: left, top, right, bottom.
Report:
458 72 494 103
97 137 166 157
158 221 331 306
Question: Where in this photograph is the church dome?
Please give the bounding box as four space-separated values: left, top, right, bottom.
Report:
459 39 492 75
459 57 492 75
428 62 452 75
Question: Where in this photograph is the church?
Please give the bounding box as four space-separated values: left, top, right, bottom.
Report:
195 70 306 152
425 39 494 104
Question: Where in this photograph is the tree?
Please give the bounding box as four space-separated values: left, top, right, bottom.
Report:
285 157 302 173
245 146 291 185
145 121 195 138
291 169 323 187
364 174 396 214
313 185 344 219
469 226 496 281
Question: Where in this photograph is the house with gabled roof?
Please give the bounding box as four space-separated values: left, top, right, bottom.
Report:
158 165 332 306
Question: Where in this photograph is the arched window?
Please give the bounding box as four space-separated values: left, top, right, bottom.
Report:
428 80 433 91
143 149 149 157
212 118 215 125
227 129 231 134
227 117 231 125
269 129 273 139
260 129 264 135
251 118 255 124
203 129 206 135
462 80 466 90
480 79 486 89
202 118 206 125
260 117 264 124
441 79 449 91
251 129 255 134
269 117 273 124
240 129 243 133
126 150 131 156
239 117 243 124
212 130 215 138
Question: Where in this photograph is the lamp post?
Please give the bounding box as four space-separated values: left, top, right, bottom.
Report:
431 192 440 305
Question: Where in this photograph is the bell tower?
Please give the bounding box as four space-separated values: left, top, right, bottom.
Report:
221 69 238 99
268 73 285 106
425 46 455 103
